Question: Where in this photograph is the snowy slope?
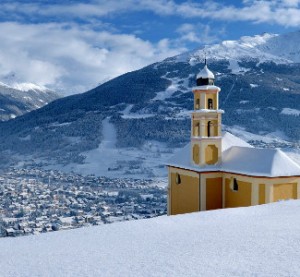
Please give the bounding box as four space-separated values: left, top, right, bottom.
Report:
1 200 300 276
63 117 170 178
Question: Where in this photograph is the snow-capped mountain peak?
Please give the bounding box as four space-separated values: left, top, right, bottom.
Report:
0 81 59 121
177 31 300 65
11 83 50 93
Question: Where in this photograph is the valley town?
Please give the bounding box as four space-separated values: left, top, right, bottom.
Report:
0 168 167 237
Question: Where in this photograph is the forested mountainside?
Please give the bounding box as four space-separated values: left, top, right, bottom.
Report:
0 31 299 175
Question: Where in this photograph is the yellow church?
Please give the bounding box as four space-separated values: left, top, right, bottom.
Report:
167 62 300 215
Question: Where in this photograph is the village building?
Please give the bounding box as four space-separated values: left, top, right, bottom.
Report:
167 61 300 215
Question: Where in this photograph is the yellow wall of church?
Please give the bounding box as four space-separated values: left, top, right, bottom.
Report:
256 177 300 204
273 183 297 202
193 144 200 164
206 177 223 210
168 168 300 216
259 184 265 204
205 145 218 165
170 169 200 215
225 178 252 208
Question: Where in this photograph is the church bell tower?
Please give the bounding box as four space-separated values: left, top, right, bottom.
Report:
191 60 223 166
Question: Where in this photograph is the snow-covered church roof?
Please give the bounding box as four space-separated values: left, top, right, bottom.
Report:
168 132 300 177
222 146 300 177
196 65 215 79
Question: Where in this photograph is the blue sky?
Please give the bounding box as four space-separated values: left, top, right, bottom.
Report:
0 0 299 94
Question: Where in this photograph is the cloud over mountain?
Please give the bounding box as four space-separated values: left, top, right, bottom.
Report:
0 1 299 95
0 21 184 95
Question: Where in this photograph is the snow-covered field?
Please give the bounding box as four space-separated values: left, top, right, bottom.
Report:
63 117 175 179
2 200 300 276
224 125 289 143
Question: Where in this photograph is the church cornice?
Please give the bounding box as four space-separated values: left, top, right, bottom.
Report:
167 165 300 179
192 85 221 93
192 109 224 114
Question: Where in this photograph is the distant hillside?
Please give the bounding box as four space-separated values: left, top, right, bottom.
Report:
1 200 300 276
0 31 299 176
0 82 59 121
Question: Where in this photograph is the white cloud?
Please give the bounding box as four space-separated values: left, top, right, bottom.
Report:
179 0 300 27
280 0 300 7
2 0 300 27
176 23 222 44
2 0 300 30
0 22 185 95
0 0 299 95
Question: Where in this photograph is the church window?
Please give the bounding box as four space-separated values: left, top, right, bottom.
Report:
208 98 213 109
196 98 200 109
233 178 239 191
175 173 181 185
207 121 211 137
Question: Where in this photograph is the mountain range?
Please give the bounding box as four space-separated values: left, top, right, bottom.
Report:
0 82 59 121
0 31 300 177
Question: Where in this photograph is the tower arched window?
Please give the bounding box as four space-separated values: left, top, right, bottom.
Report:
195 98 200 109
207 121 211 137
208 98 213 109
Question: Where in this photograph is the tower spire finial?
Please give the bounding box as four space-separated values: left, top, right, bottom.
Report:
204 51 207 66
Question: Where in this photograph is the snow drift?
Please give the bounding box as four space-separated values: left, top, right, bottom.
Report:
1 200 300 276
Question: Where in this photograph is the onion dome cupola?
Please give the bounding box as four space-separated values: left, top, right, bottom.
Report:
196 59 215 86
